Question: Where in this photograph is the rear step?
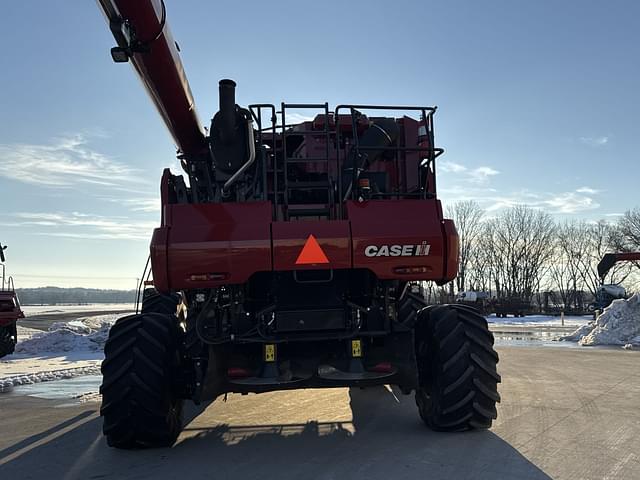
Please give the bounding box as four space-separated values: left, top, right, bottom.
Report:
287 205 331 218
317 364 397 381
227 365 397 385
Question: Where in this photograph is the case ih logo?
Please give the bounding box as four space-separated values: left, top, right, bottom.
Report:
364 242 431 257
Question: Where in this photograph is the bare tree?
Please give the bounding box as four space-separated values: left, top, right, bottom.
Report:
481 205 556 300
616 208 640 252
446 201 484 292
548 222 589 309
468 226 495 294
569 220 631 296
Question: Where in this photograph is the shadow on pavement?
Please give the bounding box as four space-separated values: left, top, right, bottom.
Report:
0 387 551 479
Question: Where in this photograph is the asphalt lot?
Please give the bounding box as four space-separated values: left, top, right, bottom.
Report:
1 346 639 479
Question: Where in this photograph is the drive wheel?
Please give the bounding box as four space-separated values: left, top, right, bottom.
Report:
0 324 17 358
100 313 184 448
415 304 501 431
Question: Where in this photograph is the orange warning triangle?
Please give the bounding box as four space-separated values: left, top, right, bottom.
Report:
295 234 330 265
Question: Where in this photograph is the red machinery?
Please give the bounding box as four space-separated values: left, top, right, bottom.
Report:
97 0 500 448
593 252 640 310
0 243 24 358
597 252 640 280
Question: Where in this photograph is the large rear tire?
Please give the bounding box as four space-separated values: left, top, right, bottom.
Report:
0 324 17 358
141 288 180 316
415 304 501 431
100 313 184 448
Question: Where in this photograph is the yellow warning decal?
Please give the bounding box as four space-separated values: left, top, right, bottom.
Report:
351 339 362 358
264 344 276 362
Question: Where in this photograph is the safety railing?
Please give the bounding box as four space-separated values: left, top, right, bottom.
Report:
248 103 444 221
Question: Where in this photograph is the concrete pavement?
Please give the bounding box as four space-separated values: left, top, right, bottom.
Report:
1 346 639 479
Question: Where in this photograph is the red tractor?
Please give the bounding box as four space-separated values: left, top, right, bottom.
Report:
0 243 25 358
97 0 500 448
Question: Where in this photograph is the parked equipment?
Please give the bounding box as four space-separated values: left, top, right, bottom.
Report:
597 252 640 280
96 0 500 448
592 252 640 310
456 291 490 314
0 243 24 358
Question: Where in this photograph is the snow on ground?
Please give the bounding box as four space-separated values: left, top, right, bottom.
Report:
20 303 133 316
0 314 119 393
487 314 592 327
561 293 640 348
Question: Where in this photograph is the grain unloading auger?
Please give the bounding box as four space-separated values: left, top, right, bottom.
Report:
97 0 500 448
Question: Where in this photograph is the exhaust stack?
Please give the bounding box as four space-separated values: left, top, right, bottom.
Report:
218 79 237 144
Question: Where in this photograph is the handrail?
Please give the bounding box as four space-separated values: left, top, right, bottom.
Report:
335 104 440 203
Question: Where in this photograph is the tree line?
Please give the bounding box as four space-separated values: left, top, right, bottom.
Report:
16 287 136 305
432 202 640 309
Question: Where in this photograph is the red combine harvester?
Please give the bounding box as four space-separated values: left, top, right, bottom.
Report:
97 0 500 448
0 243 25 358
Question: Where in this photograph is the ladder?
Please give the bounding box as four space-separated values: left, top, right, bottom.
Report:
281 103 334 221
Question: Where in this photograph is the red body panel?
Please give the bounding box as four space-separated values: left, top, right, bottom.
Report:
442 219 459 283
348 200 451 281
0 291 24 327
152 202 273 291
151 190 459 291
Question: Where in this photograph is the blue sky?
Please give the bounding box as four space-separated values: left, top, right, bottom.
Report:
1 0 639 289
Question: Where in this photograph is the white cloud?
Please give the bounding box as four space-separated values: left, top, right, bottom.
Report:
438 161 468 173
579 136 609 147
576 186 600 194
440 185 600 215
10 212 157 241
542 192 599 213
101 196 161 213
438 161 500 184
0 134 145 187
468 166 499 183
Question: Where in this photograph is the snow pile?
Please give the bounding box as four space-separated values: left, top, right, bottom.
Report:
0 314 118 392
0 365 101 393
14 314 117 355
562 294 640 347
559 322 595 342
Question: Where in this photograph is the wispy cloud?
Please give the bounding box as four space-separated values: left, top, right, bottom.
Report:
438 161 500 184
440 184 601 215
438 161 467 173
437 158 603 215
0 134 145 187
487 190 600 214
579 136 609 147
101 196 161 213
542 192 599 213
7 212 157 241
576 186 600 194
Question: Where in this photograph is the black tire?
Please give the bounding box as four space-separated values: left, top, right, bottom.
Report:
398 290 428 327
0 324 17 358
415 304 501 431
141 288 180 316
100 313 184 448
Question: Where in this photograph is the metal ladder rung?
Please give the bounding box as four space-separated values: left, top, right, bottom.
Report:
287 130 332 135
287 181 331 189
286 157 330 163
